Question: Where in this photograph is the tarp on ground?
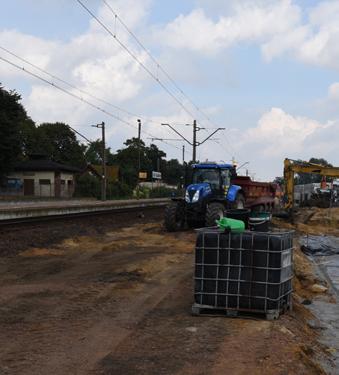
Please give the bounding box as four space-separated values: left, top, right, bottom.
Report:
300 235 339 256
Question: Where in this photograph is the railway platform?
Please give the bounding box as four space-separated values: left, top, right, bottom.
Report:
0 198 169 223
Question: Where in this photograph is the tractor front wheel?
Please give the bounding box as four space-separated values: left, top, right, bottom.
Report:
205 202 225 227
164 202 185 232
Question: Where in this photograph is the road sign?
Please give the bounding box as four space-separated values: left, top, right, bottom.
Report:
152 171 162 180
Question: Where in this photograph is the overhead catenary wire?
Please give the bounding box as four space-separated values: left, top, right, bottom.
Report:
0 55 181 151
76 0 198 122
0 45 190 153
102 0 217 127
97 0 237 158
0 45 162 127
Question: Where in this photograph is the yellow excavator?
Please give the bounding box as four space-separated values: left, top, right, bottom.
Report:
283 158 339 210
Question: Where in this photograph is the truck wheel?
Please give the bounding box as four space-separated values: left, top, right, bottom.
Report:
232 193 245 209
205 202 225 227
164 202 185 232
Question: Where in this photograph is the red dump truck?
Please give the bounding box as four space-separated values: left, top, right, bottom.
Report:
232 175 277 211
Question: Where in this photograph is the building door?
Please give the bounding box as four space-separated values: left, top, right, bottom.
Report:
55 172 61 198
24 179 34 196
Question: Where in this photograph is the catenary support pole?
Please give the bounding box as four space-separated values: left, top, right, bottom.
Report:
101 122 106 201
92 122 106 201
192 120 197 163
137 119 141 199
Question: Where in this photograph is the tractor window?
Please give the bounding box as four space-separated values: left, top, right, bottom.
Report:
221 169 231 187
192 169 220 189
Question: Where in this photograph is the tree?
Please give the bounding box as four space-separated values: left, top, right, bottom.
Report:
163 159 185 185
84 139 115 165
0 85 34 179
146 143 166 171
111 137 152 187
34 122 86 167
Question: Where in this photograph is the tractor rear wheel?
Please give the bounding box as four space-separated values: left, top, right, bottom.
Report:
205 202 225 227
164 202 185 232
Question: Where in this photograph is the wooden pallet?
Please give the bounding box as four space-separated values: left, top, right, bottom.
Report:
191 302 292 321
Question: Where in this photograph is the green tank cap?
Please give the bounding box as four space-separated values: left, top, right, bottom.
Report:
216 217 245 232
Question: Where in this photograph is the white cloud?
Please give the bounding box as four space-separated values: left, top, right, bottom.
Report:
0 30 59 78
230 107 339 180
156 0 301 55
242 107 322 156
0 2 157 147
264 1 339 69
155 0 339 72
328 82 339 100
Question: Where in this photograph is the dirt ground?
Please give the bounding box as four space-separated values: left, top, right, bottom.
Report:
0 208 335 374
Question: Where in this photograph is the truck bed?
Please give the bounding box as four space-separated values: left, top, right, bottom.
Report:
233 176 277 209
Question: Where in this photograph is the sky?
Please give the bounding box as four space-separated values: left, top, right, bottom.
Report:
1 0 339 180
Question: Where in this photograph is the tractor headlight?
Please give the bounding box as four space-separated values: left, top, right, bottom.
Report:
185 190 190 203
192 190 200 203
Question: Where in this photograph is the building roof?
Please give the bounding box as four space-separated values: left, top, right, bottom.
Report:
14 159 81 173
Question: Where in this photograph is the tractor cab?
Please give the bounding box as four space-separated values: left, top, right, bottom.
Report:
190 163 235 191
185 163 239 204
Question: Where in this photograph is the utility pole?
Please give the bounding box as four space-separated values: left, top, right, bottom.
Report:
182 144 185 165
192 120 197 163
137 119 141 173
92 122 106 201
137 119 141 199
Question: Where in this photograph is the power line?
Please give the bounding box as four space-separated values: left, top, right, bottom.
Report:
97 0 237 158
77 0 237 161
0 45 163 127
76 0 198 121
0 55 181 152
0 44 189 152
102 0 217 127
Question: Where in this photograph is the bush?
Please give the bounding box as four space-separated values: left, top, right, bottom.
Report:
75 174 133 200
107 181 133 199
75 174 101 199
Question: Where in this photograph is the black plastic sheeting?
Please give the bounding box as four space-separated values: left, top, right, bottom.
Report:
300 235 339 256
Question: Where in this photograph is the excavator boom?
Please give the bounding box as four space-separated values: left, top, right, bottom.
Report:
284 158 339 209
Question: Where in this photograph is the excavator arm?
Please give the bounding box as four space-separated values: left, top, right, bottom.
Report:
284 158 339 209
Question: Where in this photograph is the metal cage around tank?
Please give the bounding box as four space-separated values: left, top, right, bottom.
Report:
192 228 294 319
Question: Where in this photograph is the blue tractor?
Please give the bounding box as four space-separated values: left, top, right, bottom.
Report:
164 163 245 231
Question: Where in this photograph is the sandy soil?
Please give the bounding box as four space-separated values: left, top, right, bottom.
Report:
0 208 332 375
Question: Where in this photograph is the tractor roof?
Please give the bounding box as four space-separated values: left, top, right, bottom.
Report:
192 163 234 169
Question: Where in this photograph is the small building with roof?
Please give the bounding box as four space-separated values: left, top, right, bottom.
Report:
6 156 81 198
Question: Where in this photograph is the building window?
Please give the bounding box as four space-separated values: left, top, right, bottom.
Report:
61 180 65 185
39 179 51 185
